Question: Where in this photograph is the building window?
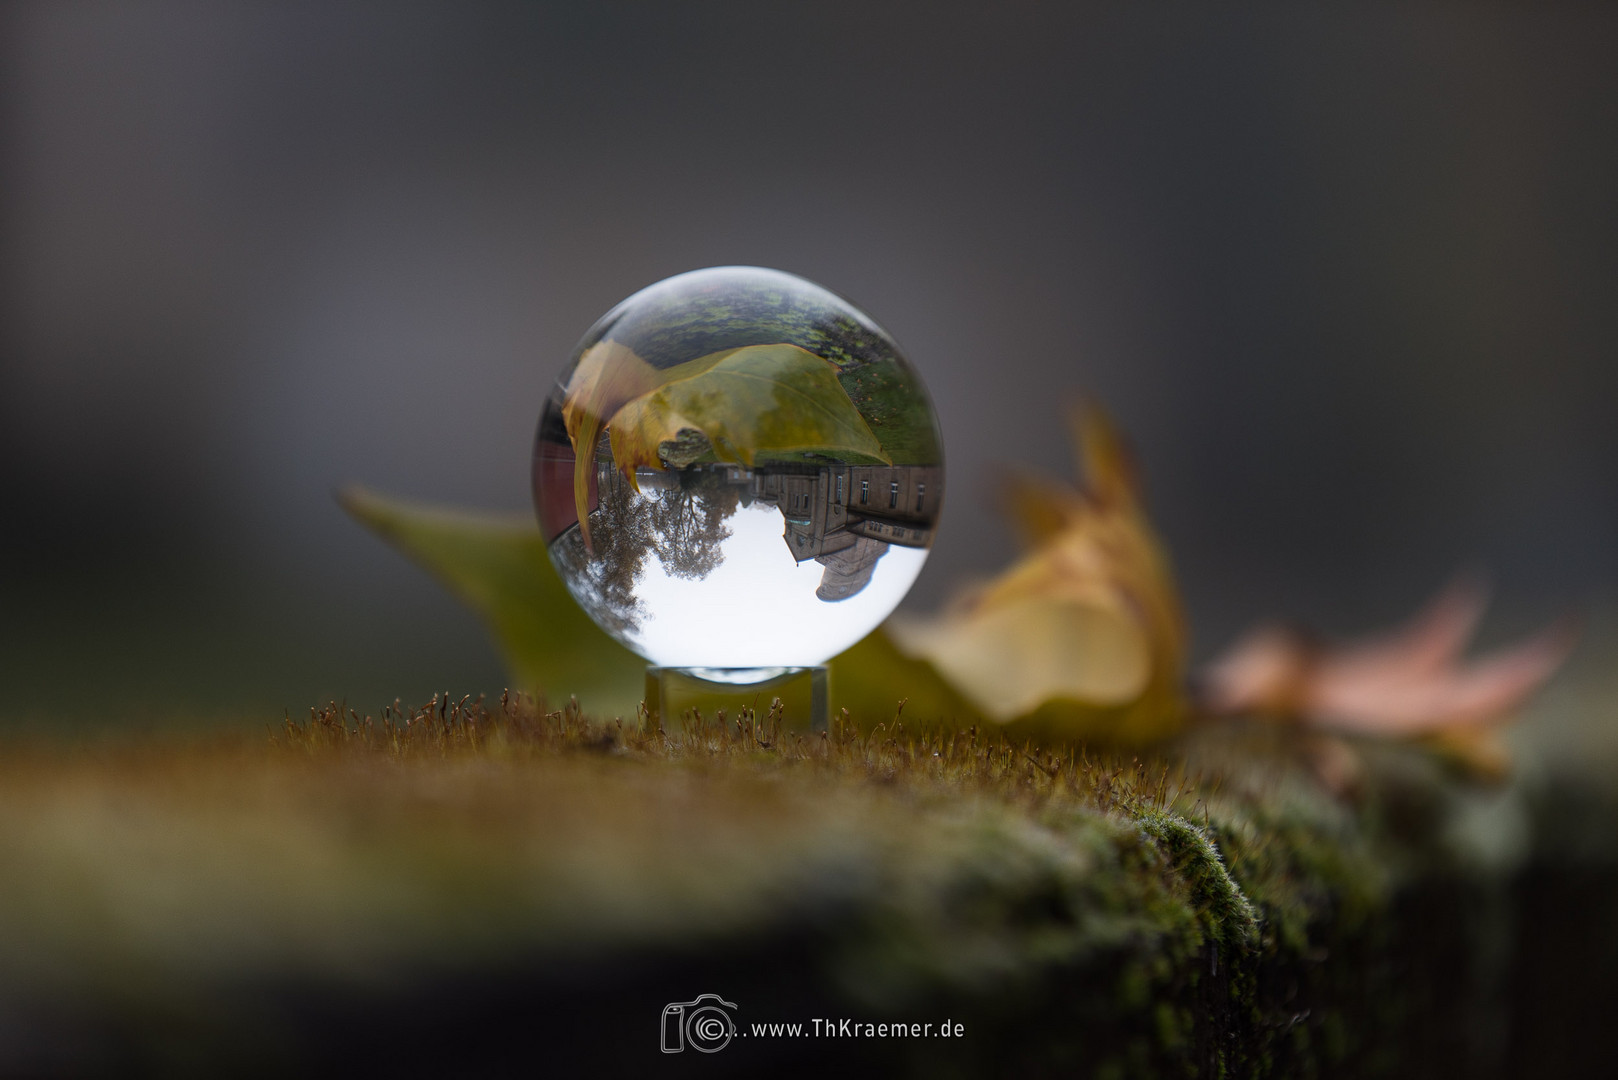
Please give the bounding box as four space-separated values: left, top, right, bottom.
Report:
835 474 843 502
889 481 899 509
860 480 868 504
916 483 925 513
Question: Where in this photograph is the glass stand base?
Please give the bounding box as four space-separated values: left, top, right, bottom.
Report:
644 665 828 733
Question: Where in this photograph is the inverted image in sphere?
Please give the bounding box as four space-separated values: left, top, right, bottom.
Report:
531 266 944 672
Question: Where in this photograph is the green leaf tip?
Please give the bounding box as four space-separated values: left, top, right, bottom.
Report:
338 485 644 717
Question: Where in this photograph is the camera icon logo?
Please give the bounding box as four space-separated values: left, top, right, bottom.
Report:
660 994 738 1053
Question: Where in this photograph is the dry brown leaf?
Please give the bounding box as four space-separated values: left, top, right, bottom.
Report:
890 403 1187 741
1199 577 1576 777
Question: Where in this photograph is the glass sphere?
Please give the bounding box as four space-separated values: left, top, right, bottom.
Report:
532 266 943 674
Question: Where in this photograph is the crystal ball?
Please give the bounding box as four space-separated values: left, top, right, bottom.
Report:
531 266 944 672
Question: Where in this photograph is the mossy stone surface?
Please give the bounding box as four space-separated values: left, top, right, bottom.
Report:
0 697 1609 1076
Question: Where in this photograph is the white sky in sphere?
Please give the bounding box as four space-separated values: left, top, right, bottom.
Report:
626 503 927 668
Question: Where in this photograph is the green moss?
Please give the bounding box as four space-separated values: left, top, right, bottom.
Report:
1133 809 1259 950
0 697 1595 1075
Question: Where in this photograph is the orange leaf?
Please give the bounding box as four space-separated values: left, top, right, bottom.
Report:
1200 578 1577 774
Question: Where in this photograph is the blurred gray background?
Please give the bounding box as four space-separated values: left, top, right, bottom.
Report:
2 2 1615 725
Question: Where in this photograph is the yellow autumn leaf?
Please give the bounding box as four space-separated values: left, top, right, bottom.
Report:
889 403 1187 742
607 343 888 476
562 340 888 549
